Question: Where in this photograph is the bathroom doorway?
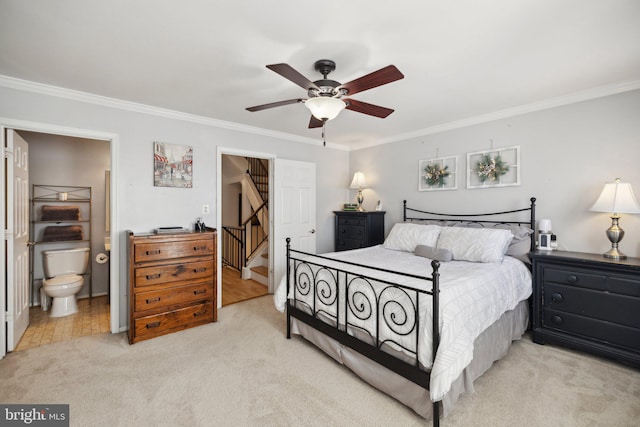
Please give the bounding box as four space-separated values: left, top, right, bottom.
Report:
1 122 118 357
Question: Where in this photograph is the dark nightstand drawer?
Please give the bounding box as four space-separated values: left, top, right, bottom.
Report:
543 282 640 329
337 225 365 240
336 238 365 251
337 217 366 227
531 250 640 368
544 267 606 290
542 309 640 352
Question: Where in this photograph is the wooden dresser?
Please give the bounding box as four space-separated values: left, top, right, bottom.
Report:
127 230 217 344
334 211 385 252
530 250 640 368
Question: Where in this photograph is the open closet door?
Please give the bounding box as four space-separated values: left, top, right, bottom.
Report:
5 129 30 352
271 159 316 293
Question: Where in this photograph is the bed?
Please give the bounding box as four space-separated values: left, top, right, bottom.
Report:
274 198 536 426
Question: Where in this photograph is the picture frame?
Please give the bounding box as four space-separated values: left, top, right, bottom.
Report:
466 145 520 189
153 142 193 188
418 156 457 191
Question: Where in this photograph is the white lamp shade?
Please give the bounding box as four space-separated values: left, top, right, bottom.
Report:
590 179 640 215
305 96 346 121
538 219 552 233
349 171 368 189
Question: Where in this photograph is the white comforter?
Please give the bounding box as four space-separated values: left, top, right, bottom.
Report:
274 245 532 401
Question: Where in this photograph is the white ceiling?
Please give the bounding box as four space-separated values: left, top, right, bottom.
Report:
1 0 639 150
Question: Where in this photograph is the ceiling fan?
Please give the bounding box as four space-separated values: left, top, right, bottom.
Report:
246 59 404 143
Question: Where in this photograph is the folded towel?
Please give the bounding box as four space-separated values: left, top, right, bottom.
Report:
41 205 80 221
43 225 84 242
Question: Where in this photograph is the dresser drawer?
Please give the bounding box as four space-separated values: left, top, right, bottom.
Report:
134 239 214 262
336 238 365 251
337 225 365 240
134 260 214 288
544 267 606 290
543 282 640 329
134 281 214 312
133 301 214 342
337 216 366 227
542 309 640 352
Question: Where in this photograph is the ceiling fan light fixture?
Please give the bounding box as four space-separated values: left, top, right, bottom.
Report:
304 96 346 121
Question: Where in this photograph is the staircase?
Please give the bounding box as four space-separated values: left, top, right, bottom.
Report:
249 252 269 286
221 157 269 286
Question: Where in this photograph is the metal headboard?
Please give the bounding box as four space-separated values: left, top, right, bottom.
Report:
403 197 537 252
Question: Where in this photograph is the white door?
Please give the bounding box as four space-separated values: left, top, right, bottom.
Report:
271 159 316 293
6 129 30 352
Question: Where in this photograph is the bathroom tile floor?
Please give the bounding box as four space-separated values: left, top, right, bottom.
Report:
14 296 110 352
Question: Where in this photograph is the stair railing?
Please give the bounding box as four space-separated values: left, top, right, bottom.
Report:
221 225 245 271
246 157 269 203
242 202 268 262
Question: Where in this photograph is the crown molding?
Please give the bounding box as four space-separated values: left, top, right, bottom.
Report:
2 74 636 153
349 79 640 151
0 74 351 150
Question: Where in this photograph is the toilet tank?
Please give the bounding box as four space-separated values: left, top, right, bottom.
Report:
43 247 90 278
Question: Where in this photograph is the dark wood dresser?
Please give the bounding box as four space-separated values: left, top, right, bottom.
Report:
334 211 385 252
530 250 640 367
127 230 217 344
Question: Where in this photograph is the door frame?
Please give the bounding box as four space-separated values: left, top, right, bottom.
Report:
0 118 120 358
217 147 276 297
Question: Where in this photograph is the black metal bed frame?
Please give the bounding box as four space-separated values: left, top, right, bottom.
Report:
285 198 536 426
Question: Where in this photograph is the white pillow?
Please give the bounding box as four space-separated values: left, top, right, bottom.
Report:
436 227 513 263
383 223 442 252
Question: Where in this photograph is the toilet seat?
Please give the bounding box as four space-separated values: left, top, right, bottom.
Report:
43 274 83 287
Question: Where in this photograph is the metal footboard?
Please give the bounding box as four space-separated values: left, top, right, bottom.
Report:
285 238 442 425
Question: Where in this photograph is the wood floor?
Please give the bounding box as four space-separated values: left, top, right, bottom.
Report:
221 266 268 306
14 269 265 352
15 295 110 352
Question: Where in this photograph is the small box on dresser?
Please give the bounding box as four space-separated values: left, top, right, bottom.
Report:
127 230 217 344
530 250 640 368
334 211 385 252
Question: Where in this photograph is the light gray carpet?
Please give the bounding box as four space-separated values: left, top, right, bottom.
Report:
1 295 639 427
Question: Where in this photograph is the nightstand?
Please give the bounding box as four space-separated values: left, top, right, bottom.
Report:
530 250 640 368
334 211 385 252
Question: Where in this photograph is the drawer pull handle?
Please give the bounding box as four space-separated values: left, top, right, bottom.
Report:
193 245 207 251
193 289 207 295
146 274 161 280
146 249 161 256
193 267 206 273
146 297 161 304
551 292 563 303
193 309 208 317
567 275 578 283
551 315 563 325
146 321 161 329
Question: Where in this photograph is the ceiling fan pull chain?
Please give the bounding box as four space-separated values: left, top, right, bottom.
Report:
322 120 327 146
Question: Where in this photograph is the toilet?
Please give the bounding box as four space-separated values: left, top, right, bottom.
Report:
42 247 90 317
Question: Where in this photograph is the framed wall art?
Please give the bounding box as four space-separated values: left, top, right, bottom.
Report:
154 142 193 188
418 155 457 191
466 145 520 189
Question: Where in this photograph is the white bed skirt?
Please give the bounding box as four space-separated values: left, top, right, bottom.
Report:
289 299 529 420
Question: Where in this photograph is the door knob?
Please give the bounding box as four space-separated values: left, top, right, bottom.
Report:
310 229 316 234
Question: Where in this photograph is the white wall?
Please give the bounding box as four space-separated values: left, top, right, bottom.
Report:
22 131 110 300
350 89 640 258
0 84 349 330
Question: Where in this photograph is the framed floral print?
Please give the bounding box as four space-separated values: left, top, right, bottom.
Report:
418 156 457 191
466 145 520 189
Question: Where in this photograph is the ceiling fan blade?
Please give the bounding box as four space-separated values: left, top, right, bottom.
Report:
266 63 319 91
345 99 394 118
246 98 304 112
338 65 404 96
308 115 324 128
